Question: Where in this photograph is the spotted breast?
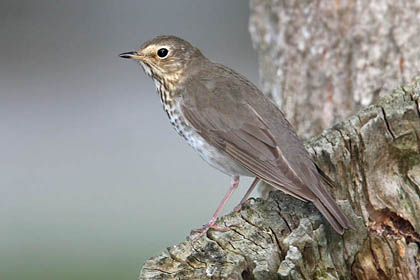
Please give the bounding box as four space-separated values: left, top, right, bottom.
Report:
147 72 253 177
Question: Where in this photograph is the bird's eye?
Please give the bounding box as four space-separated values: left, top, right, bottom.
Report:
157 48 169 58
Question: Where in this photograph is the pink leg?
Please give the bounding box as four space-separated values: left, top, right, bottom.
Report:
192 176 240 240
234 177 260 212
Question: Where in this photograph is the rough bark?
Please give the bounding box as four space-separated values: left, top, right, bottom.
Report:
139 79 420 280
249 0 420 139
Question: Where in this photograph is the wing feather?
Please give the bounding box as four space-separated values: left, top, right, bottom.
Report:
182 103 314 201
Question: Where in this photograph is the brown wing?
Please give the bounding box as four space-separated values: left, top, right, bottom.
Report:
180 74 317 202
182 101 314 201
179 64 353 234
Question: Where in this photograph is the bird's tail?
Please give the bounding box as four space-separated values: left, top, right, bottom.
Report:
313 165 354 234
313 197 353 234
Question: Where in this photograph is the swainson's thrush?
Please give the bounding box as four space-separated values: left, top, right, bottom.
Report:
119 35 353 238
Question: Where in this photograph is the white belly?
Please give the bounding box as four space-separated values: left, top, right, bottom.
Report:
164 102 253 177
185 130 254 177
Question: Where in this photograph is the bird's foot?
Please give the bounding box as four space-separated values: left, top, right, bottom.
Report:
234 197 256 212
233 204 243 212
191 221 230 241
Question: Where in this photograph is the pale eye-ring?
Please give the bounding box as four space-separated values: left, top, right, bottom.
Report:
157 48 169 58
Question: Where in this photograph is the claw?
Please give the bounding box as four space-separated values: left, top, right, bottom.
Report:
233 204 242 212
191 222 230 241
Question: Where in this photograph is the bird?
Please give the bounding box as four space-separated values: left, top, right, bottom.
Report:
119 35 353 238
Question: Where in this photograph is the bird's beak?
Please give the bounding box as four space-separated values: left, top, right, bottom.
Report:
119 51 144 60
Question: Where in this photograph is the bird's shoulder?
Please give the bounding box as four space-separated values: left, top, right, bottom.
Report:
178 62 294 135
181 63 248 103
178 63 263 130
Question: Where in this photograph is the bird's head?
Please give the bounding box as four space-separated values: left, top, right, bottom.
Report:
119 35 203 86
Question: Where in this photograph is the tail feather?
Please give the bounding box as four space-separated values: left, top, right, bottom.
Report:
313 165 354 234
264 163 354 234
313 197 352 234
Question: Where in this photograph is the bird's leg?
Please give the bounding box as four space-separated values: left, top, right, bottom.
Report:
192 176 240 239
234 177 260 212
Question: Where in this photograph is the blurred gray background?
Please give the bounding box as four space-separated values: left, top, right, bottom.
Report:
0 1 258 279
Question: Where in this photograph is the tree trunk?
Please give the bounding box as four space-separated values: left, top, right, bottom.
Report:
249 0 420 139
139 79 420 279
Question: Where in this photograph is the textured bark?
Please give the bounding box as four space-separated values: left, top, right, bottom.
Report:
139 79 420 279
249 0 420 139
